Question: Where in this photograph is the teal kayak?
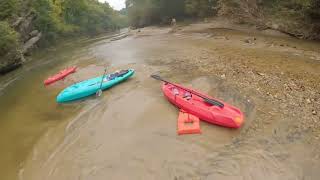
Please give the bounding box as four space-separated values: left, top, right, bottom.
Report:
56 69 135 103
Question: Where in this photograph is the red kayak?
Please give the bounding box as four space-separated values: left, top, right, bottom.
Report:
44 66 77 85
162 82 244 128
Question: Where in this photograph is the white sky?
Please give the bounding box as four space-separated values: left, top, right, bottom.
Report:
99 0 126 10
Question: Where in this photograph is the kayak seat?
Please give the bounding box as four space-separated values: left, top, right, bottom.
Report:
183 92 192 100
107 70 129 81
172 88 179 95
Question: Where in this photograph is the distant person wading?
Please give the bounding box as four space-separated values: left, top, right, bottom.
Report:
171 18 177 32
171 18 177 27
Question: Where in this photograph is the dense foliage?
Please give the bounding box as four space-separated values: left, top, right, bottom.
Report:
261 0 320 21
0 0 19 20
0 0 127 50
0 0 128 68
126 0 217 27
30 0 126 38
126 0 320 29
0 21 18 57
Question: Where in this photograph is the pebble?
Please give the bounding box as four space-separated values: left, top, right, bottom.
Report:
221 74 226 79
243 37 256 44
312 110 317 115
306 98 312 104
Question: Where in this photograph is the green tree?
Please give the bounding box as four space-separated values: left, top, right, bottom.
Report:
0 21 19 56
126 0 185 27
0 0 19 20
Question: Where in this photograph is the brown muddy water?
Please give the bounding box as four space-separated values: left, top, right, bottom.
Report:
1 24 320 180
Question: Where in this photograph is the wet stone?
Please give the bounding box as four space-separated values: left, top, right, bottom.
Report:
306 98 312 104
312 110 317 115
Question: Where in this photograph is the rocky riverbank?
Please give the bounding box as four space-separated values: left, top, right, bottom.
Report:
0 0 126 75
0 11 41 74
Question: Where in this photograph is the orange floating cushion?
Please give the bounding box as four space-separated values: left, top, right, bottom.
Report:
177 110 201 135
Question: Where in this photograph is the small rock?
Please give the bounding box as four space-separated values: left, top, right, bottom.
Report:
243 37 257 44
214 36 228 40
312 110 317 115
29 30 39 37
257 72 265 76
267 92 270 95
306 98 312 104
244 39 252 44
221 74 226 79
22 32 42 54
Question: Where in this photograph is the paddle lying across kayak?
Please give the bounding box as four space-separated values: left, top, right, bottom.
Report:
44 66 77 85
57 69 135 103
151 75 244 128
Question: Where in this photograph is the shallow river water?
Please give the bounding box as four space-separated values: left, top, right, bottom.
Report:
1 25 320 180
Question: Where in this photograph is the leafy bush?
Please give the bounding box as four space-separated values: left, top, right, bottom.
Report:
126 0 186 27
0 0 19 20
185 0 217 17
0 21 19 56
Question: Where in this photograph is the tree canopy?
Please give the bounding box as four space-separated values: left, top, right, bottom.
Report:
0 0 128 43
126 0 216 27
126 0 320 28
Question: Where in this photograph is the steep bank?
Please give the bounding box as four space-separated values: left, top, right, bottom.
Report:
217 0 320 39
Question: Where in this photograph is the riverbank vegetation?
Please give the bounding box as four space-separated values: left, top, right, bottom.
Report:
0 0 127 73
126 0 319 39
1 0 319 74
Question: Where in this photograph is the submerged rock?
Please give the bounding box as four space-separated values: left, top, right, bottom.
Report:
312 110 317 115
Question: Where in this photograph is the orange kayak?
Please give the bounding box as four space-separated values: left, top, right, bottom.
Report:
44 66 77 85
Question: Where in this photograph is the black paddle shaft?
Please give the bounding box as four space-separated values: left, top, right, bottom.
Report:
151 75 224 108
99 69 107 89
